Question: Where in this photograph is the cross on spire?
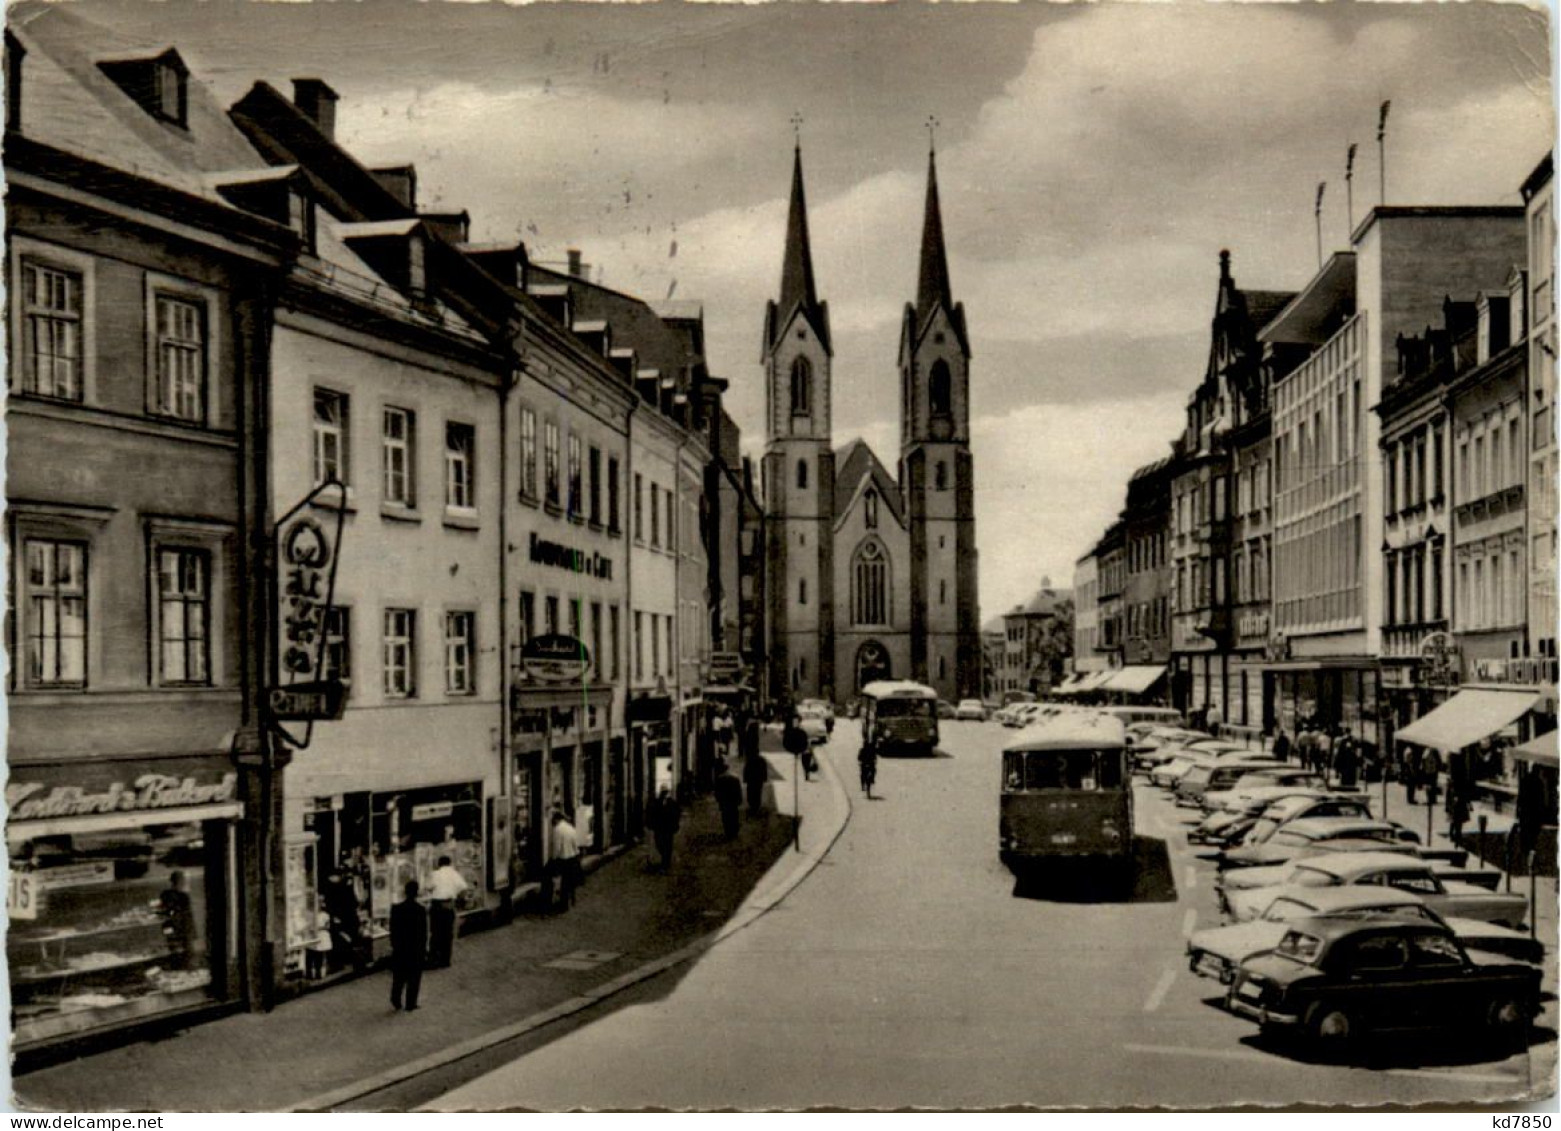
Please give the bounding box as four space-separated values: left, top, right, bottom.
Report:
926 114 939 155
790 111 804 149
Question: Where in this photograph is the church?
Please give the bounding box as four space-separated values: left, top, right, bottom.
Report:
761 142 981 706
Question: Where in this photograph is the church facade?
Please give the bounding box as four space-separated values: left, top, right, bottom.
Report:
761 145 980 706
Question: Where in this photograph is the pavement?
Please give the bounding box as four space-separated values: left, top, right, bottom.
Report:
435 719 1554 1111
11 739 850 1114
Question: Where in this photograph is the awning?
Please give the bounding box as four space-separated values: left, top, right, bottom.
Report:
1053 674 1085 694
1100 665 1166 695
1512 729 1559 769
1395 687 1543 752
1067 671 1112 695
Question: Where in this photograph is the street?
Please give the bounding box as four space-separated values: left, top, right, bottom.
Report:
434 719 1554 1109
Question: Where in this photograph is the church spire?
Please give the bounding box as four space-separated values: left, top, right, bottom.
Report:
778 144 819 324
915 144 953 325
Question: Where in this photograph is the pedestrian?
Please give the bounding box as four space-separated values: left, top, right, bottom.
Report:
648 787 681 871
784 711 812 781
1315 727 1335 786
715 763 743 840
389 879 427 1012
425 855 468 968
1447 779 1471 844
1335 733 1358 790
858 744 878 799
324 870 364 973
743 744 769 816
307 909 333 980
1424 752 1442 809
1401 744 1419 804
548 809 583 910
1271 730 1292 765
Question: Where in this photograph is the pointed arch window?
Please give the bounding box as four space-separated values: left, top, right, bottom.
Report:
864 489 878 529
935 461 949 491
853 540 890 626
929 359 952 419
790 356 812 417
796 459 808 491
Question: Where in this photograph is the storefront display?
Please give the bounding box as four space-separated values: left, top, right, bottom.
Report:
6 757 240 1048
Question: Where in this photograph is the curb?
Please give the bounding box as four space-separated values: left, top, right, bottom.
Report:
288 742 854 1113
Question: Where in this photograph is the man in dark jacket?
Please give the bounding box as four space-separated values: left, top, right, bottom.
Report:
390 879 428 1012
743 745 769 816
714 764 743 840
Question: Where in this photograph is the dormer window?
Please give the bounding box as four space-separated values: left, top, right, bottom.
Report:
408 235 427 299
101 50 188 129
288 187 316 253
154 56 186 124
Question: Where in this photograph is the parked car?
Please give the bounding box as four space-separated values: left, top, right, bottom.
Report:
1129 727 1208 771
937 699 958 720
1219 851 1528 928
955 698 987 721
1147 743 1257 789
796 704 830 744
1220 816 1419 870
1189 885 1544 985
1175 759 1283 808
1225 917 1541 1054
1201 768 1328 813
798 698 835 734
1232 793 1379 848
1189 790 1366 848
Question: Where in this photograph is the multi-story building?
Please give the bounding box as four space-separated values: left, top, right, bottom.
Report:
980 616 1007 700
4 4 295 1053
1071 551 1103 679
1262 208 1525 747
1095 521 1126 673
1523 154 1557 668
999 583 1072 696
1171 252 1292 726
1116 455 1174 700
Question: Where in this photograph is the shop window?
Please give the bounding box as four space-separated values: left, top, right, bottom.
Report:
157 548 210 685
313 388 349 487
445 611 475 695
150 294 205 424
22 539 87 687
544 421 561 507
20 259 84 401
383 608 416 699
382 407 416 508
445 422 475 512
322 606 351 691
519 406 538 501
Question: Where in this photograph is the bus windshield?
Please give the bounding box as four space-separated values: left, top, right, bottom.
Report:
875 697 934 719
1003 749 1124 792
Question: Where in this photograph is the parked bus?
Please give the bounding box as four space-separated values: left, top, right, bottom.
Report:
860 680 940 757
1000 713 1132 877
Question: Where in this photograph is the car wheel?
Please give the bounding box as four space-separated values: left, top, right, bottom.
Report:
1486 996 1532 1051
1305 1002 1358 1059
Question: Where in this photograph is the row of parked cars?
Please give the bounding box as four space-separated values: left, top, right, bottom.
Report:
1131 724 1545 1058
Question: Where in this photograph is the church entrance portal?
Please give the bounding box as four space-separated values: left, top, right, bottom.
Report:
856 641 891 690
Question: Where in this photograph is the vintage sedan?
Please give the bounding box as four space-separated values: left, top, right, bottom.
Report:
1147 743 1253 789
1175 759 1283 808
1202 769 1328 813
1219 851 1528 928
1188 885 1544 985
1225 917 1541 1054
1220 816 1417 870
1229 794 1383 850
1188 788 1355 848
796 704 831 744
955 698 988 721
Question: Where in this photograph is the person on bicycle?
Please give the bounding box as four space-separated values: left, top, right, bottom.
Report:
858 743 878 799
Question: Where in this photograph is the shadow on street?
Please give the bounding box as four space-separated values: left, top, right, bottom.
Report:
1007 836 1178 904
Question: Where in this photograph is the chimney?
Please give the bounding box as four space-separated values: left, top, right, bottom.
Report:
567 248 585 279
292 78 339 140
371 166 418 212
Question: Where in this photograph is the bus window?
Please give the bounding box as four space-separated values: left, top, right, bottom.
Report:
1097 751 1124 789
1004 752 1025 791
1016 750 1123 791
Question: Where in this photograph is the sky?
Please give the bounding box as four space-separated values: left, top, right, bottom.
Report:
70 0 1556 623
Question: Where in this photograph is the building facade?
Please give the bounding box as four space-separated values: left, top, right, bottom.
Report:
1523 154 1557 668
762 145 980 705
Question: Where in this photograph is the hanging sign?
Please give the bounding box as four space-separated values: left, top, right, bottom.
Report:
270 481 348 737
520 634 590 683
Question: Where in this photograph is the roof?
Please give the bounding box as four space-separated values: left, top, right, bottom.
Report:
1260 252 1357 346
1243 289 1299 331
916 147 953 327
1020 586 1072 616
1002 712 1127 752
833 439 904 526
9 2 273 201
766 145 831 355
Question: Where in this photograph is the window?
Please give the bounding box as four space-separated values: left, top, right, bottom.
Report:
518 590 535 648
799 577 807 606
322 606 351 690
520 407 538 500
313 388 349 486
864 490 878 529
939 578 948 606
383 608 416 698
853 540 887 625
382 407 415 507
588 446 602 525
153 56 186 124
929 359 952 418
544 421 561 506
588 602 603 680
151 294 205 422
650 483 661 547
157 548 210 684
544 595 559 636
567 433 583 518
634 473 645 540
569 597 582 643
1408 933 1464 969
797 460 808 491
634 610 645 680
607 457 621 533
652 613 662 677
609 604 621 680
20 260 83 400
790 356 811 416
935 461 948 491
445 611 475 695
666 490 676 552
446 422 475 510
22 539 86 686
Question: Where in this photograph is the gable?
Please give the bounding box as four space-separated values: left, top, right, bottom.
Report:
833 439 904 529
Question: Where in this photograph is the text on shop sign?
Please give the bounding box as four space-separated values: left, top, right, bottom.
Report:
7 772 238 821
529 533 612 580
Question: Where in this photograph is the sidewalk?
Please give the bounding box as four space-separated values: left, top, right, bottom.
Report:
12 750 846 1114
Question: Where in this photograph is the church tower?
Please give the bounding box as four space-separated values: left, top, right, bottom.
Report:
762 144 835 703
899 145 979 700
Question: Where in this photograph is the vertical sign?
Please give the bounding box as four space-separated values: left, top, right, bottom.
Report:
271 480 348 745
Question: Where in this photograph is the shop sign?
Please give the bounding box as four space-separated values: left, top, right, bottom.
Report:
1468 656 1559 686
273 482 348 736
1239 611 1271 642
529 533 613 580
7 772 238 821
1418 631 1460 688
709 651 744 681
269 680 346 722
521 634 590 682
8 873 37 920
1264 632 1290 663
411 801 455 822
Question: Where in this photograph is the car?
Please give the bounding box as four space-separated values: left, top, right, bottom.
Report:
936 699 958 720
1175 759 1283 808
1219 851 1529 928
955 698 987 721
1003 702 1047 728
795 704 830 744
1147 743 1258 789
1201 768 1327 812
1129 727 1208 771
798 698 835 734
1225 917 1541 1054
1188 789 1360 848
1231 793 1378 848
1220 816 1418 870
1188 885 1545 985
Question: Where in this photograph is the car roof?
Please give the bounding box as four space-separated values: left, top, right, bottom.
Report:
1278 816 1395 837
1268 885 1424 912
1265 793 1364 814
1293 850 1432 877
1281 914 1453 945
1212 760 1285 774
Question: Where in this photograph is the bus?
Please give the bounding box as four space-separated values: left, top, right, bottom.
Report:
860 680 940 757
1000 713 1132 875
